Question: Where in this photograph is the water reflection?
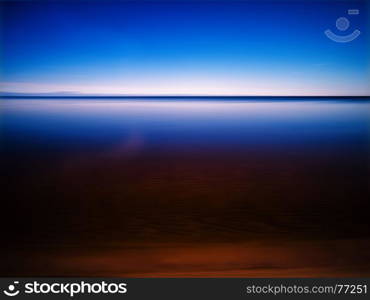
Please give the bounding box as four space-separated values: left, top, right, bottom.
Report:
1 98 369 277
2 99 369 150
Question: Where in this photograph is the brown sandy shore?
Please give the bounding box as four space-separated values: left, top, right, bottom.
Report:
2 145 370 277
2 239 370 277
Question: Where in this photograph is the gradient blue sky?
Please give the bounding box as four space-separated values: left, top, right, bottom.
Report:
1 0 369 96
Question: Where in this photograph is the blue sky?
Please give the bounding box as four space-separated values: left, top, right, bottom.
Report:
1 0 369 96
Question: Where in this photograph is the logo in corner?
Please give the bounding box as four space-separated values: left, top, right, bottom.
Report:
324 9 361 43
3 282 20 297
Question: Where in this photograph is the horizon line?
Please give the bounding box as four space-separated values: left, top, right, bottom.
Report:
1 95 370 99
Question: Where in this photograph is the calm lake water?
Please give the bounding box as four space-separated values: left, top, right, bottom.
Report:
1 98 370 276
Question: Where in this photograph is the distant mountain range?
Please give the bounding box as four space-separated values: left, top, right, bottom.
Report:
0 91 82 97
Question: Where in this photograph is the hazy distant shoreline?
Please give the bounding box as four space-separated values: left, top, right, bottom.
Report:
1 95 370 100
